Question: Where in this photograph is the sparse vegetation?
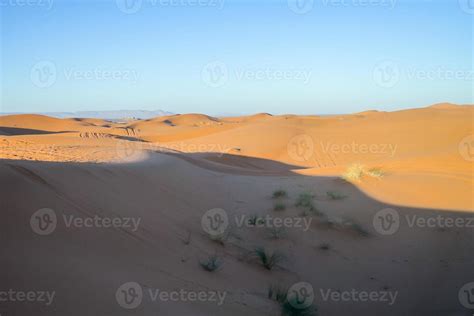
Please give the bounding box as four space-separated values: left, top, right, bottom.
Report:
268 284 288 304
326 191 346 200
342 164 385 182
268 285 318 316
295 192 314 208
341 163 365 182
200 255 222 272
300 205 324 218
282 300 318 316
273 189 288 199
254 247 285 270
274 203 286 211
367 167 385 179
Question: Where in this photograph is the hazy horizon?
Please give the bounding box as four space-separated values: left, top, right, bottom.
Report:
1 0 472 115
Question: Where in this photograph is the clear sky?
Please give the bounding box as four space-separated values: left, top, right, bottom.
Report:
0 0 472 115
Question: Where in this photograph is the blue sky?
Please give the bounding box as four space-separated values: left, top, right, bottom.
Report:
0 0 472 115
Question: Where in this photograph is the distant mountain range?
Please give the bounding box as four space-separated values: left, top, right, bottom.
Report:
1 110 173 120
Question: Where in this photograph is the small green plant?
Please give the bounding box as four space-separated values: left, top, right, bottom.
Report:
367 167 385 179
268 284 319 316
295 192 314 208
273 189 288 199
274 203 286 211
342 164 385 182
200 255 222 272
341 163 365 182
247 215 265 226
267 226 287 239
268 284 288 304
254 247 285 270
300 205 324 218
282 300 318 316
326 191 346 200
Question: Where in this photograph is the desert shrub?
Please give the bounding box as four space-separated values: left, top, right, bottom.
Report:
273 190 288 199
200 255 222 272
342 164 385 182
341 163 365 182
326 191 346 200
282 300 318 316
295 192 314 208
274 203 286 211
367 167 385 178
268 284 288 304
254 247 285 270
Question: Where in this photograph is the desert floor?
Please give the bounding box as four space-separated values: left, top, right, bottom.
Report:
1 103 473 315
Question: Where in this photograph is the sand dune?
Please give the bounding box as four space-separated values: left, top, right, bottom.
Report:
1 104 473 315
